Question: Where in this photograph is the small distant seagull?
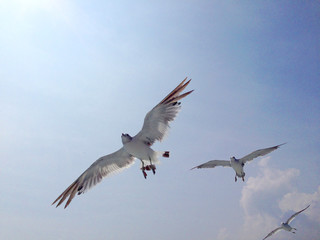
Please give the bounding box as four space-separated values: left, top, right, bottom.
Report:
52 78 193 208
191 143 285 182
262 205 310 240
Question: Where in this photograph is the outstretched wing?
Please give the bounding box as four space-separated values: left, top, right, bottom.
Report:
52 148 135 208
286 204 310 224
262 227 283 240
191 160 231 170
240 143 286 164
134 77 193 146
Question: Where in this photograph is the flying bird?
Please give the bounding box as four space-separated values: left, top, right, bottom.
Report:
191 143 285 182
52 78 193 208
262 204 310 240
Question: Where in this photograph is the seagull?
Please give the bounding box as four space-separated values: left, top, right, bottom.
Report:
52 78 193 208
262 205 310 240
191 143 285 182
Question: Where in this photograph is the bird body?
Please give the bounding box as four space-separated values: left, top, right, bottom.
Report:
122 134 160 164
281 222 294 232
230 157 245 180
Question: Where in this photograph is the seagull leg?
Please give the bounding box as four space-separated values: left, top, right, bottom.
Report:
149 156 156 175
140 160 147 179
151 164 156 175
235 176 237 182
242 176 245 182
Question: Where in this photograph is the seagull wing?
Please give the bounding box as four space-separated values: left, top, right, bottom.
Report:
262 227 283 240
286 204 310 224
52 148 135 208
191 160 231 170
134 77 193 145
240 143 286 164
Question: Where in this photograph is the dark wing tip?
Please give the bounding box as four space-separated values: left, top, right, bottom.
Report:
301 204 311 212
158 78 192 105
276 142 287 148
190 164 201 170
170 89 194 104
52 180 80 209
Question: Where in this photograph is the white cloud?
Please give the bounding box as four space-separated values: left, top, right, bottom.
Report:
217 227 229 240
218 158 320 240
240 157 300 216
258 156 270 167
279 186 320 223
241 213 277 240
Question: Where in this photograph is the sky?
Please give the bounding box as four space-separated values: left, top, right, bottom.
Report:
1 0 319 239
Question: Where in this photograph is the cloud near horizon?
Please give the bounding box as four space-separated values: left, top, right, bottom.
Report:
217 157 320 240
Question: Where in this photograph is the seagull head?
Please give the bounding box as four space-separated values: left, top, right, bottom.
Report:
230 156 236 161
121 133 132 144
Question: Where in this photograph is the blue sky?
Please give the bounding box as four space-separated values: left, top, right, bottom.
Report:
1 1 319 239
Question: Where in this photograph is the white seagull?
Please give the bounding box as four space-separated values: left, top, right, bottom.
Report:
191 143 285 182
262 204 310 240
52 78 193 208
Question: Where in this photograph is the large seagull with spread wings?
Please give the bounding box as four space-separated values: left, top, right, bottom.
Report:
52 78 193 208
191 143 285 182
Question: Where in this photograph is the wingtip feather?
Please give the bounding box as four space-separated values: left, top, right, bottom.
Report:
158 77 192 105
52 180 79 208
277 142 287 147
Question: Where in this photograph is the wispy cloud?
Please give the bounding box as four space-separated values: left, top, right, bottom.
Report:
217 227 229 240
241 158 299 216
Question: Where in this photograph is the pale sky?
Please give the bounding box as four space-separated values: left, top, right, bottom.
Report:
1 1 319 240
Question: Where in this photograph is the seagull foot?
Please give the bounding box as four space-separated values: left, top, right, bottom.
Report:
143 170 147 179
144 164 156 175
150 164 156 174
141 167 147 179
162 151 170 158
